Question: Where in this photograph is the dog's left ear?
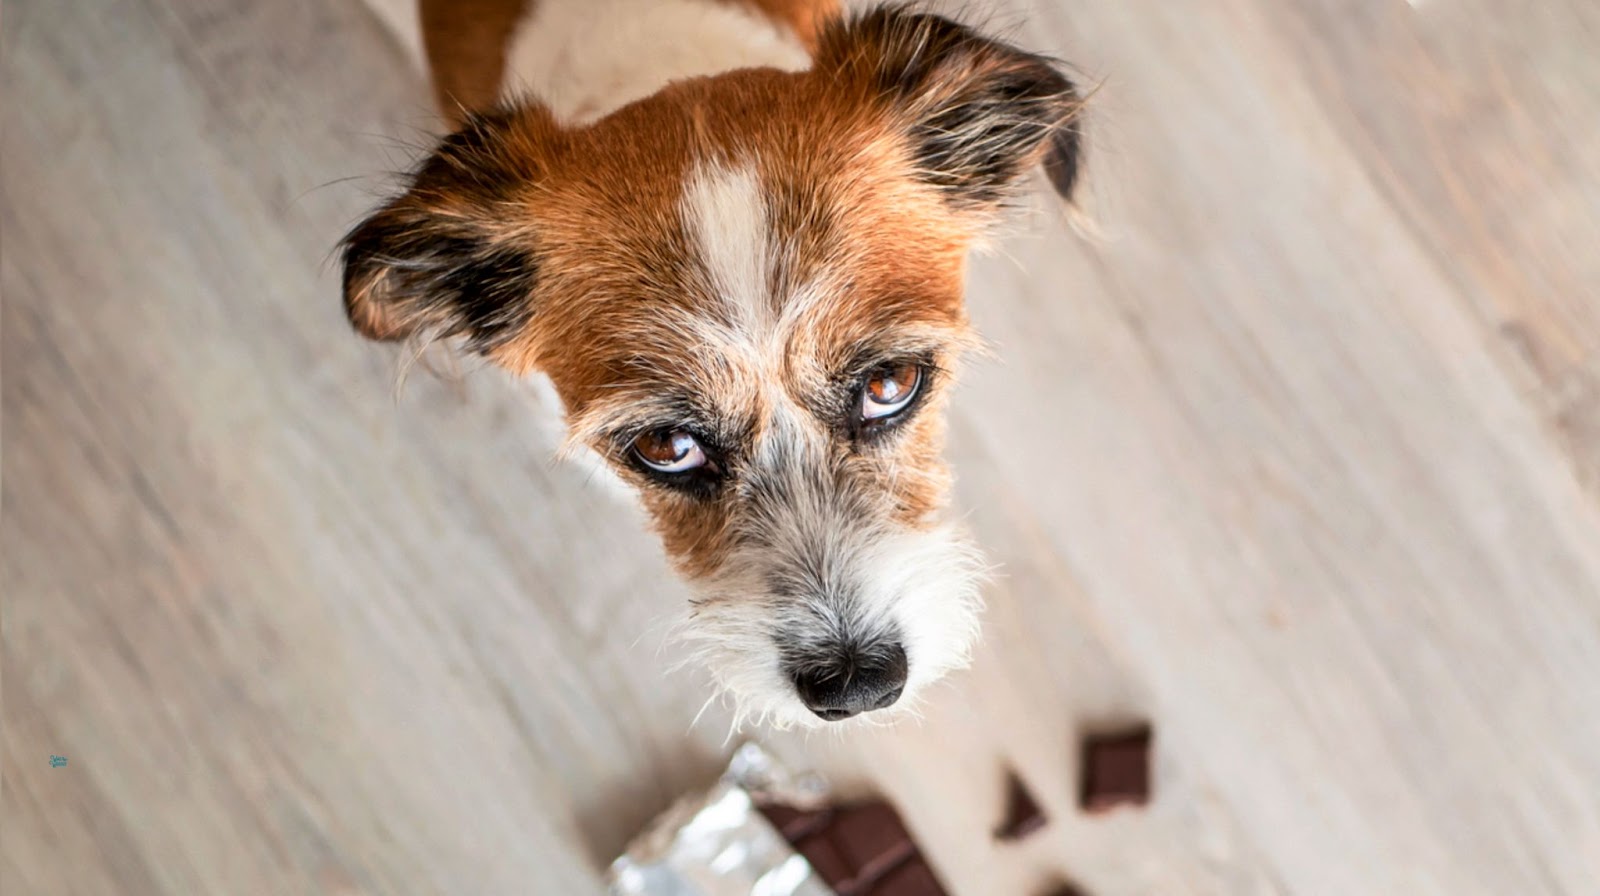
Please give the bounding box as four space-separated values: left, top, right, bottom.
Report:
817 6 1083 206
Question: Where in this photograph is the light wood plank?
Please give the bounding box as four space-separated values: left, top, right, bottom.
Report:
6 0 1600 894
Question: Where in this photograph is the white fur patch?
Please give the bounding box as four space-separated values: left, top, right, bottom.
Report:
677 521 987 730
682 162 775 335
499 0 812 124
673 406 986 730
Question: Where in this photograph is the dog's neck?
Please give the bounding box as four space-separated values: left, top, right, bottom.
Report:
498 0 813 125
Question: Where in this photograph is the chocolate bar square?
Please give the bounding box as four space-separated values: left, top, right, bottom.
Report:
834 803 912 870
758 799 949 896
758 803 834 842
796 831 853 886
871 856 945 895
1035 875 1091 896
993 770 1048 841
1079 725 1153 812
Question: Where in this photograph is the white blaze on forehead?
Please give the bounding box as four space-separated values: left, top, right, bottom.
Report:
682 161 776 336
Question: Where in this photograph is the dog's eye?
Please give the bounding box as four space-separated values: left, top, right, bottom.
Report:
860 363 923 422
632 429 707 473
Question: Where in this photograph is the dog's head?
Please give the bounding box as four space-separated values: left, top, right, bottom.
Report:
341 7 1082 727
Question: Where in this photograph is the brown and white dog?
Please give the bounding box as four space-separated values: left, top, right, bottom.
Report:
341 0 1082 727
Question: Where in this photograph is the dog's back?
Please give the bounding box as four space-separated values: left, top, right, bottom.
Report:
420 0 839 124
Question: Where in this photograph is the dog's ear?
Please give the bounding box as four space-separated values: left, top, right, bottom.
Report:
340 110 548 353
817 6 1084 206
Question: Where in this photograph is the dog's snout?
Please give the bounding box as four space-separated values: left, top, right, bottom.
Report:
789 643 909 721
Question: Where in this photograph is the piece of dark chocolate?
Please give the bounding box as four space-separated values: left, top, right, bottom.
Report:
834 803 911 870
757 803 834 843
871 855 945 896
1030 876 1094 896
799 832 854 886
993 770 1048 841
1079 724 1153 812
758 798 950 896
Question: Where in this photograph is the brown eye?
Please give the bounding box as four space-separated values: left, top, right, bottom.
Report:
632 429 707 473
860 363 923 422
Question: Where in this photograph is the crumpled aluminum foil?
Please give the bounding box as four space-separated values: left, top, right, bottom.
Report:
608 744 836 896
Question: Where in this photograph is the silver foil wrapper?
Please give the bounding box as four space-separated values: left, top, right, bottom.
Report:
608 744 836 896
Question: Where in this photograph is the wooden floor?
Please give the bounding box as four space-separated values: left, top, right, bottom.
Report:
6 0 1600 893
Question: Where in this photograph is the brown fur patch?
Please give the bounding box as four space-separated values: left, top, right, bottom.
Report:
420 0 531 125
349 6 1082 577
458 68 972 574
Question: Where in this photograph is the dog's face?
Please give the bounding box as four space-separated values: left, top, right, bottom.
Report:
341 9 1081 727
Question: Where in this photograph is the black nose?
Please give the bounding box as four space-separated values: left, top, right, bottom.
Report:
790 643 909 721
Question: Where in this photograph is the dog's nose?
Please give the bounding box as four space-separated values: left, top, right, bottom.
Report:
791 643 909 721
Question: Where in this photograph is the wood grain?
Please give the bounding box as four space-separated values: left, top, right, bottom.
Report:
5 0 1598 894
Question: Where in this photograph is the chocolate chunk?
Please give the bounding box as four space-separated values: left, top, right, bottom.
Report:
845 839 917 893
757 803 809 836
870 855 946 895
796 832 853 887
993 770 1048 841
757 798 949 895
1035 876 1091 896
1079 724 1153 812
834 802 911 869
758 803 834 842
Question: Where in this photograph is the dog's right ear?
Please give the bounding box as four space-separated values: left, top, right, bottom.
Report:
340 109 550 353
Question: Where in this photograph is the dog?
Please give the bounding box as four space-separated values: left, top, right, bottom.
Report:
340 0 1082 727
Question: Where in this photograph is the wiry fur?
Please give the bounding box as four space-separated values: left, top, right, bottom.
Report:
816 5 1084 209
340 3 1083 727
674 404 990 728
